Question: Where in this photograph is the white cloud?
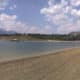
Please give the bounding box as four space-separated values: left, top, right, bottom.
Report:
1 0 80 34
0 0 53 34
40 0 80 34
75 1 80 6
0 13 52 34
71 9 80 17
71 0 80 6
41 4 62 15
0 13 32 33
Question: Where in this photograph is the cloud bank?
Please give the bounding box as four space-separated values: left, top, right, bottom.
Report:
0 0 54 34
0 13 53 34
0 0 80 34
0 13 38 33
40 0 80 34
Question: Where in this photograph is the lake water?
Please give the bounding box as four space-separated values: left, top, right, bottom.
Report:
0 40 80 59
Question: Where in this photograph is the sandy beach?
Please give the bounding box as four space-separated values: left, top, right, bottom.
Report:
0 48 80 80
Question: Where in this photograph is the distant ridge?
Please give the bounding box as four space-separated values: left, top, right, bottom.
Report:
0 29 17 35
69 32 80 36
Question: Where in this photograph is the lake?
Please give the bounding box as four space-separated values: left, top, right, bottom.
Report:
0 40 80 59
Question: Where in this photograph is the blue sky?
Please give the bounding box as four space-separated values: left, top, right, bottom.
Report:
0 0 80 34
0 0 47 25
10 0 47 25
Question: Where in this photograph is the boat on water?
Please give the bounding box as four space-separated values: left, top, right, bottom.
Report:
10 39 20 41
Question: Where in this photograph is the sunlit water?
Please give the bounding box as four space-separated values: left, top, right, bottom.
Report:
0 40 80 59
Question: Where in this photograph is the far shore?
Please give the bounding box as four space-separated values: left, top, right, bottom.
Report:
1 39 80 42
0 48 80 80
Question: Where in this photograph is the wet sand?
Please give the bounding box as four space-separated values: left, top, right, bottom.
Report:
0 48 80 80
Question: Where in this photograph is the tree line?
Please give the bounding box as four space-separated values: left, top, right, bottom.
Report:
0 33 80 41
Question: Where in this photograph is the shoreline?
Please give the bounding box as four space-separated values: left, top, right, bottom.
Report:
1 39 80 42
0 47 79 63
0 48 80 80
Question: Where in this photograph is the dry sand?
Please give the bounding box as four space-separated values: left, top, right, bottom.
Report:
0 48 80 80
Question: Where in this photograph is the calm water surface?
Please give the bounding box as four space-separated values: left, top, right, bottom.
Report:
0 40 80 58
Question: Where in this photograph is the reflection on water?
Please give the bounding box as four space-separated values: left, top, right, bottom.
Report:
0 40 80 58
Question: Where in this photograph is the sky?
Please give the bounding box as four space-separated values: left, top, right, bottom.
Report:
0 0 80 34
